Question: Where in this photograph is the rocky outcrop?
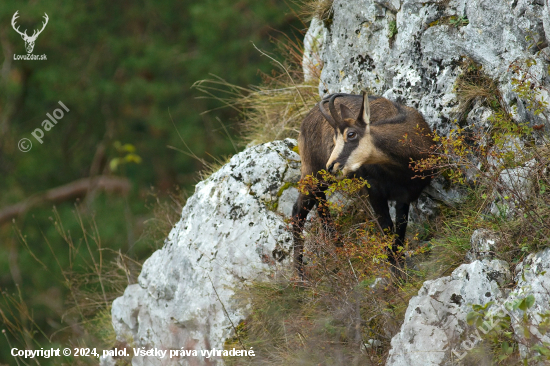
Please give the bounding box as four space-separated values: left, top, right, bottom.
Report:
507 248 550 363
387 244 550 366
302 2 550 364
110 139 300 365
305 0 550 134
386 259 511 366
465 228 499 262
489 158 540 217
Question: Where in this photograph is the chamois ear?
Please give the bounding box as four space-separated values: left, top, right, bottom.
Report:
357 90 371 131
339 103 355 121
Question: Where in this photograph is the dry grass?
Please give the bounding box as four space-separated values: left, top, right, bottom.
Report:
297 0 334 22
0 208 142 365
193 34 321 146
0 189 188 365
143 187 187 250
454 58 505 122
223 179 429 365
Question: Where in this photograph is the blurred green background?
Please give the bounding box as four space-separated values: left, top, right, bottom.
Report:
0 0 301 362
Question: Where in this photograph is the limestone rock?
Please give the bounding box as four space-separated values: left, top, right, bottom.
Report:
304 0 549 223
465 100 493 132
386 259 511 366
507 248 550 362
465 228 499 262
488 158 538 218
374 0 400 13
544 0 550 45
303 17 327 83
498 159 537 200
307 0 550 135
111 139 300 366
409 176 465 229
388 246 550 365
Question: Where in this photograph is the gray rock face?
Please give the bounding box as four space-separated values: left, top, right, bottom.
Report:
303 17 327 83
465 228 499 262
388 238 550 365
487 137 527 171
507 248 550 362
306 0 550 134
302 0 549 236
544 0 550 46
386 259 511 366
111 139 300 365
406 175 465 232
498 158 537 200
488 158 538 218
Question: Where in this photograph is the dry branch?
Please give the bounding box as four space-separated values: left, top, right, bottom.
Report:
0 176 130 226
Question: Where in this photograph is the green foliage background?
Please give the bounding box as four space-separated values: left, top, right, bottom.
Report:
0 0 300 362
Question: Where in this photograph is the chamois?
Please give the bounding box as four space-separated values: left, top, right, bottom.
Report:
292 92 433 275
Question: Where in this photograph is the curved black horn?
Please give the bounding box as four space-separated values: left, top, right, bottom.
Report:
318 93 351 128
328 93 344 126
318 99 338 128
318 93 347 129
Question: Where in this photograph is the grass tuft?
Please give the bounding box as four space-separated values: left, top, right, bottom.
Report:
194 33 321 146
297 0 334 23
454 58 505 123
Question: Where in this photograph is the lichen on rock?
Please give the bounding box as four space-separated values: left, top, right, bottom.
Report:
306 0 550 135
386 259 511 366
110 139 300 365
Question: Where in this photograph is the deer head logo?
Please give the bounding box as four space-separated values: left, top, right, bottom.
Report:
11 11 49 54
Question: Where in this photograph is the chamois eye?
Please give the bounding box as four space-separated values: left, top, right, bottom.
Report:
347 131 357 140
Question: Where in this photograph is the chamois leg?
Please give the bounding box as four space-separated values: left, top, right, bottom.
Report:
393 202 410 268
368 194 401 266
292 192 317 277
314 189 340 245
390 202 409 272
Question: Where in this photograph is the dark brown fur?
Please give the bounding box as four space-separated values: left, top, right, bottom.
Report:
292 93 433 276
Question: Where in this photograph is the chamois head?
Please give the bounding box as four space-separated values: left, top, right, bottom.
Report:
322 91 390 176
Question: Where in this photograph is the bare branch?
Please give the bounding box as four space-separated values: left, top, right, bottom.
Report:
0 176 131 226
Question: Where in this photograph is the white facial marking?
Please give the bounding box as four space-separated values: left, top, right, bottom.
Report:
326 130 345 170
341 133 391 175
